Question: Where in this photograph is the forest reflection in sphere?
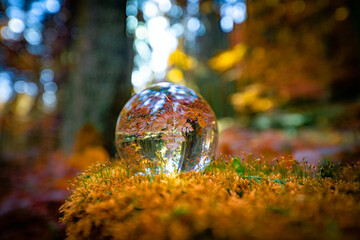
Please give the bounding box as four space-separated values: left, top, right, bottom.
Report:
115 82 218 174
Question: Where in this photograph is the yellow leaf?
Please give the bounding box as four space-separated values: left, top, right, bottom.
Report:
208 44 247 72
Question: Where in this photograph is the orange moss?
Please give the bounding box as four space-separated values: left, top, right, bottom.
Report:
60 158 360 240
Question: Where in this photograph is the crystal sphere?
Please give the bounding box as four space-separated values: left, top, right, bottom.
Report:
115 82 218 174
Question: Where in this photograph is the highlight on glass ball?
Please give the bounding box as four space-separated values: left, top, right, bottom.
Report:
115 82 218 174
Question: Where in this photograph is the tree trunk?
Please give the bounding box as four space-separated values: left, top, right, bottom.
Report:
61 0 132 155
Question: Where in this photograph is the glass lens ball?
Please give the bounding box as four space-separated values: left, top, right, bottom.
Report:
115 82 218 173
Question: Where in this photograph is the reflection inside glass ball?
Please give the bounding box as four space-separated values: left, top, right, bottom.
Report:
115 82 217 174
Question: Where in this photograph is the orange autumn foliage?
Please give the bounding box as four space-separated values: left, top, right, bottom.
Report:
67 123 109 170
67 146 109 170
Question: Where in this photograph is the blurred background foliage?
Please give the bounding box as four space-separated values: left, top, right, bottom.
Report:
0 0 359 157
0 0 359 239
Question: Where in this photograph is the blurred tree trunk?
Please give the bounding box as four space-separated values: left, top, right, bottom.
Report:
61 0 132 154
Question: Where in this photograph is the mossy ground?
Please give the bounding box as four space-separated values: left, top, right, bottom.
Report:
60 156 360 240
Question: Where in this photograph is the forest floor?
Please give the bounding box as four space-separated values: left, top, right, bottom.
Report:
0 127 359 239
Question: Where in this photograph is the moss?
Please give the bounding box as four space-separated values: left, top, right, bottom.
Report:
60 157 360 240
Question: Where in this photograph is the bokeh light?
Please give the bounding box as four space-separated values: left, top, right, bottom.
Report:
127 0 188 92
156 0 171 12
0 0 63 114
335 7 349 21
170 23 184 37
187 17 200 32
168 5 182 18
24 28 42 45
25 82 39 96
0 72 14 103
143 1 159 18
42 92 57 108
218 0 247 32
124 0 248 91
126 4 138 16
45 0 61 14
135 25 148 39
126 16 138 33
220 16 234 33
8 18 25 33
232 2 246 24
